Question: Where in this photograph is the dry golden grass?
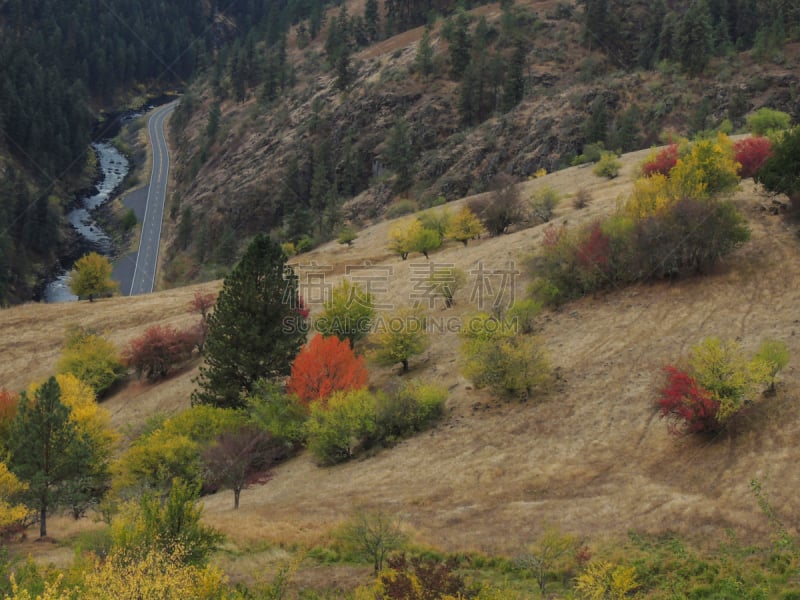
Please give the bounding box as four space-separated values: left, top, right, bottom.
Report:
0 282 217 432
3 149 800 586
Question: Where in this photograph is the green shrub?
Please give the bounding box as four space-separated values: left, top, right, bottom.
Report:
460 313 551 399
121 209 138 232
162 405 247 443
376 381 446 442
747 107 791 136
385 199 419 219
754 339 789 393
114 429 201 492
571 142 606 165
57 327 125 397
337 226 357 246
247 379 308 447
593 151 622 178
306 390 378 465
530 186 560 223
280 242 297 257
110 479 223 567
315 280 376 346
506 298 542 334
417 208 451 241
114 406 247 493
295 235 314 253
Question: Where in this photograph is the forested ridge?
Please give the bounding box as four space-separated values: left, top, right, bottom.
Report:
164 0 800 286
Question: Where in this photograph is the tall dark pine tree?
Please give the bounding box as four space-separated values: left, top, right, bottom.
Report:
448 10 472 80
192 235 307 409
8 376 92 538
582 0 612 50
501 40 526 112
415 25 435 77
385 118 415 193
676 0 714 74
364 0 381 41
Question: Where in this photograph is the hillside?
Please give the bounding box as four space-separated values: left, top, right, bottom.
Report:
161 0 800 288
3 147 799 589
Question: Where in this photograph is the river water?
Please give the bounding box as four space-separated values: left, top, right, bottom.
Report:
42 142 129 303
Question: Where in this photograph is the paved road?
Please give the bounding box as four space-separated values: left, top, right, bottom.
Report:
129 101 177 295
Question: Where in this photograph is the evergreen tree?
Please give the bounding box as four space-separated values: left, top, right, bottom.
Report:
676 0 714 74
447 10 472 80
610 104 642 153
582 0 613 50
364 0 381 41
638 0 666 67
656 11 678 61
191 235 307 409
8 376 93 537
385 118 415 193
584 96 608 145
501 40 526 112
335 44 353 91
415 25 435 78
755 126 800 210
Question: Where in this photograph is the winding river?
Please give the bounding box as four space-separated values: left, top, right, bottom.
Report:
42 142 129 303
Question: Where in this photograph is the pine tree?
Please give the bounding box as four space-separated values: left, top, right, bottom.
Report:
501 40 526 112
676 0 714 74
415 25 435 78
364 0 381 41
637 0 666 67
582 0 614 50
447 9 472 80
335 45 353 90
191 235 307 409
656 11 678 61
8 376 93 537
584 96 608 145
385 118 415 193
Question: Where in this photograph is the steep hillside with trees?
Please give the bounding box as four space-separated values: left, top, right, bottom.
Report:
0 0 321 304
162 0 800 285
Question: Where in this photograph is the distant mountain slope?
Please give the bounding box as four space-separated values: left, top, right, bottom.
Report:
162 0 800 287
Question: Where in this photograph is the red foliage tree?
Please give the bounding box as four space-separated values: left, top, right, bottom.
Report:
123 325 199 381
189 290 217 320
734 136 773 179
657 366 721 433
642 144 679 177
576 221 611 273
287 333 368 406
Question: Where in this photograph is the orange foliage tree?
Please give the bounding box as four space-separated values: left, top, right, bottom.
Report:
287 334 368 406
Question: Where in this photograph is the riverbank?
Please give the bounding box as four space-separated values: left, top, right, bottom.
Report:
38 95 177 303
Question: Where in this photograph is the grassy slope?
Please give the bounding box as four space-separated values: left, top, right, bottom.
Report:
3 147 799 586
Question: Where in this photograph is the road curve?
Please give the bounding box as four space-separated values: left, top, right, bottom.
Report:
129 101 177 295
